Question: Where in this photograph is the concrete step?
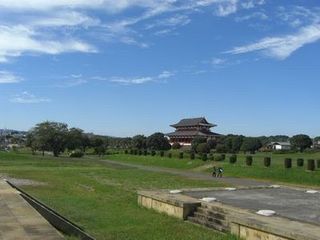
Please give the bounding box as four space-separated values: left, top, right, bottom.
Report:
193 212 229 228
196 207 226 220
188 216 229 233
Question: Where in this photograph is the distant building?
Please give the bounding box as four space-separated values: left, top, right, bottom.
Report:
166 117 221 146
313 140 320 149
268 142 291 151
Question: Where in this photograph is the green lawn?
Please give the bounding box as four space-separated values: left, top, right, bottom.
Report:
0 152 234 240
106 153 205 169
107 152 320 187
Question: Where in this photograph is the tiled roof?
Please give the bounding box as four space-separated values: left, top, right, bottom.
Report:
166 130 221 137
171 117 216 128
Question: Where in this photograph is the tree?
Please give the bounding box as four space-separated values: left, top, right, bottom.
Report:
91 136 108 156
29 121 68 157
196 143 210 154
66 128 85 151
290 134 312 152
131 135 147 150
191 136 207 151
241 137 262 154
146 132 171 151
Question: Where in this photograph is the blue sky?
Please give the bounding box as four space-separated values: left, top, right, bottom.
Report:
0 0 319 137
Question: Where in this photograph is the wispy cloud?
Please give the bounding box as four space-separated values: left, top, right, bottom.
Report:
110 70 175 85
0 71 22 83
226 24 320 60
10 91 51 104
235 11 268 22
0 25 96 63
277 6 320 28
53 74 88 88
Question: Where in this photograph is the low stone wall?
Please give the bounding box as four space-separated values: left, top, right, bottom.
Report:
138 188 320 240
138 190 200 220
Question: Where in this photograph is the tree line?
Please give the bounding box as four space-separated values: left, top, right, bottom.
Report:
25 121 319 157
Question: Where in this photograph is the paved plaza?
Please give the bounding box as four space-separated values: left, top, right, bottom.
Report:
184 187 320 225
0 179 63 240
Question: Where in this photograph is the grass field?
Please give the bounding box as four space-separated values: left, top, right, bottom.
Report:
107 152 320 187
0 152 234 240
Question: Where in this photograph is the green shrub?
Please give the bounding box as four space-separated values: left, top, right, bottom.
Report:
151 150 156 156
209 153 214 161
124 149 128 154
144 150 148 156
216 144 227 153
246 156 253 166
284 158 292 169
69 150 84 158
297 158 304 167
179 152 184 159
160 151 164 157
133 149 138 155
138 150 142 155
168 152 172 158
201 153 208 161
129 149 134 155
316 159 320 168
214 155 224 161
221 154 226 160
229 154 237 164
264 157 271 167
196 143 210 154
307 159 315 171
190 152 195 160
171 142 181 149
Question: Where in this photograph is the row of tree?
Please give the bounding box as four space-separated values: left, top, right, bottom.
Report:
24 121 319 157
26 121 171 157
26 122 109 157
191 134 316 154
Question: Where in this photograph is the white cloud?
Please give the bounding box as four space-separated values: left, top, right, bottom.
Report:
0 25 96 62
211 57 226 65
226 24 320 60
110 76 153 85
10 91 51 104
29 11 100 28
235 11 268 22
145 15 191 30
158 70 175 79
277 6 320 28
215 0 238 17
241 0 265 9
0 71 22 83
110 70 175 85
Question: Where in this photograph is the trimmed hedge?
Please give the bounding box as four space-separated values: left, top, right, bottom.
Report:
229 154 237 164
307 159 315 171
202 153 208 161
284 158 292 169
246 156 253 166
69 150 84 158
168 152 172 158
316 159 320 168
297 158 304 167
264 157 271 167
179 152 184 159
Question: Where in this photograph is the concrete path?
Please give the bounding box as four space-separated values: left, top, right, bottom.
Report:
101 159 273 187
0 180 64 240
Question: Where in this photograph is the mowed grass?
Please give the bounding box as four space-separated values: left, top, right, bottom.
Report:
207 153 320 187
106 153 205 169
107 152 320 187
0 152 234 240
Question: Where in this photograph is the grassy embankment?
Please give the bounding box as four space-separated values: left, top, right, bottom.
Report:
107 151 320 187
0 151 233 240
